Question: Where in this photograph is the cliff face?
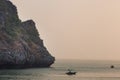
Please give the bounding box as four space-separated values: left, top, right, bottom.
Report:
0 0 55 68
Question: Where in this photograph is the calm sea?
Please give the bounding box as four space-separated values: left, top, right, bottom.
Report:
0 60 120 80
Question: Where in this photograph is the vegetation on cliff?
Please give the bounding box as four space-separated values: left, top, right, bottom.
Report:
0 0 55 68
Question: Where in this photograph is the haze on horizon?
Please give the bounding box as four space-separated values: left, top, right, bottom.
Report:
10 0 120 60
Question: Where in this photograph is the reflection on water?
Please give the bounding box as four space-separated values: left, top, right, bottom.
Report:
1 60 120 80
0 69 46 80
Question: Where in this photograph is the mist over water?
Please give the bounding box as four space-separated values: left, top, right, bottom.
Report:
0 60 120 80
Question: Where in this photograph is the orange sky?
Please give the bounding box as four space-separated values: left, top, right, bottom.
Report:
10 0 120 60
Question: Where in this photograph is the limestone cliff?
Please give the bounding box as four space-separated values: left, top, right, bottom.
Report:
0 0 55 68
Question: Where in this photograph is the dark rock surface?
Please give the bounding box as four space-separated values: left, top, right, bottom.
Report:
0 0 55 68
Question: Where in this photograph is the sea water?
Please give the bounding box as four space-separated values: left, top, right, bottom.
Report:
0 60 120 80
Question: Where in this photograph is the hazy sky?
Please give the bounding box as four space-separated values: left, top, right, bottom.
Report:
10 0 120 60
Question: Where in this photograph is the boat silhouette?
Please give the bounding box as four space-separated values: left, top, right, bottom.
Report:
66 69 77 75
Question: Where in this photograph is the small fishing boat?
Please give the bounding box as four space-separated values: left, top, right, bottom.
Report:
66 69 77 75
